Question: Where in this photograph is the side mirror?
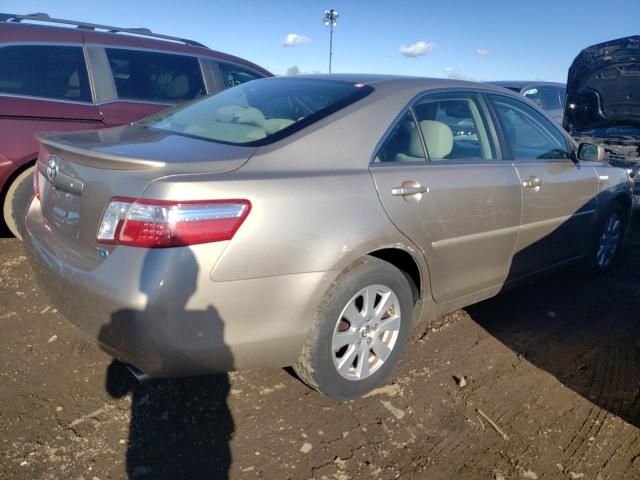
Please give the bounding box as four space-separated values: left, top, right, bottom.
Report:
577 142 606 162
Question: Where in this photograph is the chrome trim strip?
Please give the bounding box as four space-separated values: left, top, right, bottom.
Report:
95 99 176 107
0 92 95 106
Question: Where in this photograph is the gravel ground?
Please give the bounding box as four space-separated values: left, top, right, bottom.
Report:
1 216 639 480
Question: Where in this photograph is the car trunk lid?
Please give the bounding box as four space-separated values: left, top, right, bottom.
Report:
35 124 255 260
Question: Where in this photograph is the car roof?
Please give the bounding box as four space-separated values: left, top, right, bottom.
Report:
488 80 566 89
267 74 521 94
0 20 272 77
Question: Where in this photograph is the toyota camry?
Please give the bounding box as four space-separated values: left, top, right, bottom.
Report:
23 75 632 399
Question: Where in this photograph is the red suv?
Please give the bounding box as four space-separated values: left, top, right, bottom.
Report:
0 12 271 238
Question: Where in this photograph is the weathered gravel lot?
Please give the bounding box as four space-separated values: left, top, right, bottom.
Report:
1 216 639 480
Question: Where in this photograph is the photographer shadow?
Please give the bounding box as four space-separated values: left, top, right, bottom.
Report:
101 248 235 479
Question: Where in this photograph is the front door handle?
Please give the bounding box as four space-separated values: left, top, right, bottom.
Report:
522 176 543 189
391 184 430 196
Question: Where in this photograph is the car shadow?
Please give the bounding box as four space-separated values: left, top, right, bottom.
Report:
100 248 235 479
466 214 640 428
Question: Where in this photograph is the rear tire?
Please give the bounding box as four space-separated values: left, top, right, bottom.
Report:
294 256 413 400
2 166 34 240
581 201 627 275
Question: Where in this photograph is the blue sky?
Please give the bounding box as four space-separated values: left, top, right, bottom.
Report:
3 0 638 82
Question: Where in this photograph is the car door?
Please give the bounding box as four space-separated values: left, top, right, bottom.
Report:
370 91 522 303
0 42 103 164
487 93 598 280
87 47 207 127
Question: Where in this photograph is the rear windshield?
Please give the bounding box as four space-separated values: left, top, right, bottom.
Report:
140 78 373 145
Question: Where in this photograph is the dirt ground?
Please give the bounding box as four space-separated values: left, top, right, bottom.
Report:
1 217 640 480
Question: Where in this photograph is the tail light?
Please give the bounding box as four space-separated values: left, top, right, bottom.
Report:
97 197 251 248
33 165 40 201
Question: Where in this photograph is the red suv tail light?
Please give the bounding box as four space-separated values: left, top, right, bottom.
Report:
97 197 251 248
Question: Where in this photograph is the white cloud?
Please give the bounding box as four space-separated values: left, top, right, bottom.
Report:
283 33 311 47
475 48 493 56
399 41 437 58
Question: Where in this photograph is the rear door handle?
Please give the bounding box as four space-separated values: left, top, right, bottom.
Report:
522 176 543 189
391 185 430 196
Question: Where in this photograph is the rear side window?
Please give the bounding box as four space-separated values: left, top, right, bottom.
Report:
105 48 205 102
412 93 496 160
218 62 264 88
0 45 91 102
374 111 426 163
489 94 570 160
141 78 373 146
374 92 496 163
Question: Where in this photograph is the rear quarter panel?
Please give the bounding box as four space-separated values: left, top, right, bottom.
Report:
143 168 413 281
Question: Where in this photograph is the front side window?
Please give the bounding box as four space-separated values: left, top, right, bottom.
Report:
105 48 205 102
218 62 264 88
559 88 567 108
141 78 373 146
522 87 543 107
539 86 561 110
0 45 91 102
413 93 496 160
489 94 570 160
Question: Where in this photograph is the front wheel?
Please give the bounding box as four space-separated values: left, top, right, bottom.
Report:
582 201 627 274
294 257 414 400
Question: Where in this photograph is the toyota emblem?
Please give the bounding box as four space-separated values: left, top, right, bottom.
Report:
46 155 59 182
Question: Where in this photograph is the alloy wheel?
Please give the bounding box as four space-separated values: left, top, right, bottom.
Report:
596 212 622 269
331 284 402 381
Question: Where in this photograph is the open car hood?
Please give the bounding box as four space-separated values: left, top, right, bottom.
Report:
564 36 640 134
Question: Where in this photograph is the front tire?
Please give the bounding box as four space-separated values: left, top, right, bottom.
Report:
582 201 627 275
2 166 34 240
294 257 414 400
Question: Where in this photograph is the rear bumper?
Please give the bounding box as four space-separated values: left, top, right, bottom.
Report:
23 199 337 376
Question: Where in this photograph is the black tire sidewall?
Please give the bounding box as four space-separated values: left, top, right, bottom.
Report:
3 166 34 240
309 259 413 400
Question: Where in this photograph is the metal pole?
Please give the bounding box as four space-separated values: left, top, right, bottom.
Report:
329 22 333 73
323 9 338 74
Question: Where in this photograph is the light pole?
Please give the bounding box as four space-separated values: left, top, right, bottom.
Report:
323 9 339 73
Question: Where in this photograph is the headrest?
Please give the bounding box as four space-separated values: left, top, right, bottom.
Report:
216 105 244 122
264 118 295 135
215 106 265 128
419 120 453 159
166 74 189 99
68 71 80 88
